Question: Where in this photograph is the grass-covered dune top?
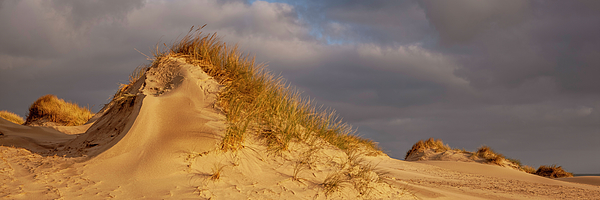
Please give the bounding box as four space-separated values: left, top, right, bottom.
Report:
24 94 93 126
119 26 382 156
0 110 25 124
405 138 574 178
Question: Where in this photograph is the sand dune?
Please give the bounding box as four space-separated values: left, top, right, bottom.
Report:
1 57 599 199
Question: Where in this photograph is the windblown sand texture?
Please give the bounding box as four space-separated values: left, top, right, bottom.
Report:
1 57 599 199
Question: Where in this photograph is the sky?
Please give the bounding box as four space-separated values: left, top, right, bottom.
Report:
1 0 599 173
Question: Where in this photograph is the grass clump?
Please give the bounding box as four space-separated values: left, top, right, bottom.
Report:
405 138 450 159
475 146 506 166
152 26 381 155
0 110 25 124
534 164 573 178
321 151 385 198
322 173 345 196
521 165 536 174
24 95 93 126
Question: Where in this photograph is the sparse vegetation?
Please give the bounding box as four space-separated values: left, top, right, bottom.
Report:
292 147 318 182
0 110 25 124
475 146 506 166
112 64 149 103
522 165 536 174
210 162 226 181
24 95 93 126
535 164 573 178
142 26 383 155
322 172 345 196
405 139 575 178
405 138 450 159
321 150 386 198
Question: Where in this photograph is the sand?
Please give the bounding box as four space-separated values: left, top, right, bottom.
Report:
1 57 599 199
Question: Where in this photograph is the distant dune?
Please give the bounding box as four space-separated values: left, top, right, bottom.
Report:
1 29 599 199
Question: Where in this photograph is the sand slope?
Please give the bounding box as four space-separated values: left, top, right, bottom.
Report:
1 57 599 199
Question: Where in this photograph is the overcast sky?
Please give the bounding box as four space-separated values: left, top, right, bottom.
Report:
1 0 599 173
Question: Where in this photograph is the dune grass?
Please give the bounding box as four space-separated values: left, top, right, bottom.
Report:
138 26 382 155
404 138 450 159
24 95 93 126
405 138 575 177
321 150 386 197
521 165 536 174
475 146 507 166
0 110 25 124
535 164 573 178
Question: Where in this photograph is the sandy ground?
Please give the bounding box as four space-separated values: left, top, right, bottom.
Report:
1 57 599 199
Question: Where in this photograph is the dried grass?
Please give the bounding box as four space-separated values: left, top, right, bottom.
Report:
475 146 506 166
24 95 93 126
405 138 450 159
521 165 536 174
148 26 382 155
0 110 25 124
535 165 573 178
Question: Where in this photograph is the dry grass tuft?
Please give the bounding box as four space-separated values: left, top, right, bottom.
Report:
475 146 506 166
0 110 25 124
147 25 383 155
405 138 450 159
521 165 536 174
24 95 93 126
321 150 386 198
111 64 149 104
322 172 345 196
535 165 573 178
210 163 226 181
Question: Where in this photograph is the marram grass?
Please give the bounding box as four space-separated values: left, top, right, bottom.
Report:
25 94 93 126
123 26 382 155
0 110 25 124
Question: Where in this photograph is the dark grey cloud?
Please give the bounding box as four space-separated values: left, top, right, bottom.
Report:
273 0 433 46
421 0 600 95
48 0 145 28
420 0 530 45
1 0 599 173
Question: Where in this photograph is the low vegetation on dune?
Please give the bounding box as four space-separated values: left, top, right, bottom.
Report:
117 26 382 156
0 110 25 124
170 27 381 155
405 138 574 178
535 164 574 178
24 94 93 126
404 138 450 159
473 146 508 166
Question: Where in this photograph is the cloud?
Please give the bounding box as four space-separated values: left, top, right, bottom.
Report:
48 0 145 29
419 0 530 45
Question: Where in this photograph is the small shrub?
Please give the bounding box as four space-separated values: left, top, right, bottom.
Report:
405 138 450 159
0 110 25 124
25 94 93 126
535 165 573 178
